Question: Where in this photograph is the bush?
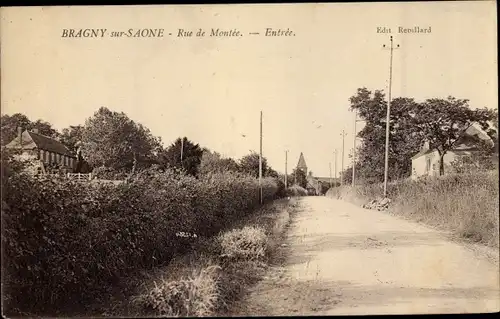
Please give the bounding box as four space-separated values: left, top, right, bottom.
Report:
92 166 129 180
2 162 278 315
285 185 308 197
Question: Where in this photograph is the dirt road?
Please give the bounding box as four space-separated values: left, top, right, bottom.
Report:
232 197 499 315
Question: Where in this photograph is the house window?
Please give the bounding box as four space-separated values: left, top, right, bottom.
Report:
426 158 431 172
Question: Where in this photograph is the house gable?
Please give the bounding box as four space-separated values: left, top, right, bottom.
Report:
5 131 38 150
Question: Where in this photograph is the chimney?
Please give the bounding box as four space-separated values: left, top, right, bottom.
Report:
17 126 23 149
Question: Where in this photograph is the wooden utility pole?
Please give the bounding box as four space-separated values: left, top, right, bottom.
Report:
285 150 288 189
180 137 184 168
329 162 332 188
340 130 347 185
382 36 399 197
334 149 337 186
352 109 357 187
259 111 263 204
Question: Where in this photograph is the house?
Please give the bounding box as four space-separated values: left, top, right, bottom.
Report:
4 127 77 174
306 172 339 195
411 123 496 179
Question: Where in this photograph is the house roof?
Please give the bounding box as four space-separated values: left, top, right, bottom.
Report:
297 152 307 170
411 123 494 160
6 130 75 157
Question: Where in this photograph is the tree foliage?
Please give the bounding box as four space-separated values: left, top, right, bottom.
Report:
291 168 307 189
1 113 60 146
159 137 204 176
60 125 85 153
199 150 239 175
348 88 424 183
414 97 496 175
81 107 162 173
238 151 269 178
346 88 496 181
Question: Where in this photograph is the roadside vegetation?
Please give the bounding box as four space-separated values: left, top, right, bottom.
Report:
327 170 499 248
95 198 300 317
327 87 498 248
1 108 310 317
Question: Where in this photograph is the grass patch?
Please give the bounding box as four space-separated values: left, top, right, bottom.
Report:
327 171 499 248
123 198 297 317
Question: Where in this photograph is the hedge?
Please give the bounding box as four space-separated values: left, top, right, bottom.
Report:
1 165 278 315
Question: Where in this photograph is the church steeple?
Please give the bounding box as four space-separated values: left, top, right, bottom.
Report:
297 152 307 175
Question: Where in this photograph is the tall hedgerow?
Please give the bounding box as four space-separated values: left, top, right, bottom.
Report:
1 163 277 315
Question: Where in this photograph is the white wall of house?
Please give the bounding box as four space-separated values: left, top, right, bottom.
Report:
412 150 466 179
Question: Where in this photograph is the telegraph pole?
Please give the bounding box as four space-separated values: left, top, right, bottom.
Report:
352 110 357 187
259 111 263 204
382 36 399 198
340 130 347 185
285 150 288 189
329 162 332 188
180 137 184 168
334 149 338 186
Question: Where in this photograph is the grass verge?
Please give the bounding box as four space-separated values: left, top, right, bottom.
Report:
96 197 299 317
327 171 499 248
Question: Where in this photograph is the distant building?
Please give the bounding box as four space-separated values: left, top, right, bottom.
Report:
4 127 77 174
296 152 308 175
411 123 496 179
296 152 338 195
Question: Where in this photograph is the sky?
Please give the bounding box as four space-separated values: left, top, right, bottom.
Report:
1 2 497 177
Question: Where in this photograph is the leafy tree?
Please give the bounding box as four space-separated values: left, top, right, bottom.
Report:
349 88 425 183
450 139 497 174
60 125 85 153
1 113 59 145
239 151 268 178
159 137 204 176
81 107 161 173
414 97 496 175
291 168 307 189
199 150 239 175
266 167 280 179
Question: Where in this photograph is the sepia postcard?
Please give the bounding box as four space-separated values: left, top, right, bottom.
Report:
1 1 498 317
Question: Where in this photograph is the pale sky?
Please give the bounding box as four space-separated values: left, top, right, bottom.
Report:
1 2 497 177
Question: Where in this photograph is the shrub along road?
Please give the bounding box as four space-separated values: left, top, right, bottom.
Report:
232 197 500 315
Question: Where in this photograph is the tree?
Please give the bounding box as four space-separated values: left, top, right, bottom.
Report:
238 151 268 178
292 168 307 189
266 167 280 178
349 88 425 183
199 150 239 175
414 97 496 175
1 113 59 145
81 107 161 173
159 137 204 176
60 125 85 153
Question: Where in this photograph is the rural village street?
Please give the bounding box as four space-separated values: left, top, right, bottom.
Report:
232 197 500 315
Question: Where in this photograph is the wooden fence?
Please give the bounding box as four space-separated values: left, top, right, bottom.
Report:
66 173 92 181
